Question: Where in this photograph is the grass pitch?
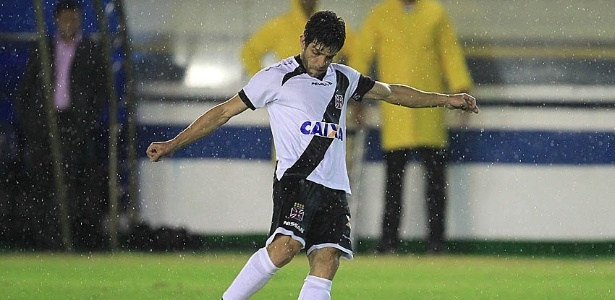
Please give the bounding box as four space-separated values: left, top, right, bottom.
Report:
1 252 614 299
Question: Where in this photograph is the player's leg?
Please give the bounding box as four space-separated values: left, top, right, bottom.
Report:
266 234 303 266
221 246 280 300
298 247 342 300
223 176 314 299
306 247 342 279
299 186 353 299
222 235 302 300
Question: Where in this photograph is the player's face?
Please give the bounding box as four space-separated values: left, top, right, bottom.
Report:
300 35 337 78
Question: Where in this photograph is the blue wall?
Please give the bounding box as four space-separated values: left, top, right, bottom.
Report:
137 125 615 165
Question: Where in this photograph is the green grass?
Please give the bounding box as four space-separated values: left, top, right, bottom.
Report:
1 252 614 299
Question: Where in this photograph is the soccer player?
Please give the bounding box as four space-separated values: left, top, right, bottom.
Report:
146 10 478 300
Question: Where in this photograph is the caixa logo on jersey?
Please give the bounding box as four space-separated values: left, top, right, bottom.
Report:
300 121 344 141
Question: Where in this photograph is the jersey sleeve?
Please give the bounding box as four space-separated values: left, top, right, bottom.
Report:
334 64 376 103
238 68 280 110
350 74 376 102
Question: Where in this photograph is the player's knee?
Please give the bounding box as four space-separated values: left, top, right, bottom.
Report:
307 247 342 279
266 235 302 267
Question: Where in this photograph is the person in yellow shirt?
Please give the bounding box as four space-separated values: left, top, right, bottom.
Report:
241 0 355 76
351 0 473 254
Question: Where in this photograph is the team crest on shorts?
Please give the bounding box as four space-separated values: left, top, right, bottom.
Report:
334 94 344 109
289 203 305 221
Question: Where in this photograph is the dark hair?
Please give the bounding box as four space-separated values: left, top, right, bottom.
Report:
55 0 81 16
303 10 346 53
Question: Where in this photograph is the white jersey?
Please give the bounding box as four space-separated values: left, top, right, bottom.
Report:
238 56 375 193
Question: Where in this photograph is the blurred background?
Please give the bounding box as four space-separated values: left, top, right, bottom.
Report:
1 0 614 254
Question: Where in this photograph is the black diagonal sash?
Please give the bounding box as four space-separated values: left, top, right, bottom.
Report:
283 70 350 178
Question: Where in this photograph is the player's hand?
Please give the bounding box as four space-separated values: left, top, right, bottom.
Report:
445 93 479 114
146 141 172 162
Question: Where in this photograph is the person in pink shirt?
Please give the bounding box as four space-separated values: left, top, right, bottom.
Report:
15 0 109 251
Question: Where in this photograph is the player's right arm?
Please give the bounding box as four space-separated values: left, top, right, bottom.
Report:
146 95 249 162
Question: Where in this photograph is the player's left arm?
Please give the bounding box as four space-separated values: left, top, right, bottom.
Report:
363 81 479 113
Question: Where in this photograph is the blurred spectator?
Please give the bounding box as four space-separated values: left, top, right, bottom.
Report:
351 0 473 254
240 0 356 76
14 0 109 251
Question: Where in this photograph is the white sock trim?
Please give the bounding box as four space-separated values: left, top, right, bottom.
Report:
298 275 333 300
305 275 332 289
222 248 279 300
256 247 279 274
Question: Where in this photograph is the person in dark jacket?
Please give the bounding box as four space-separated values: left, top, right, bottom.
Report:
14 0 108 251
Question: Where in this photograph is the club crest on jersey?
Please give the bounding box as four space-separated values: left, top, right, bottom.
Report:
289 203 305 221
334 94 344 109
300 121 344 141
